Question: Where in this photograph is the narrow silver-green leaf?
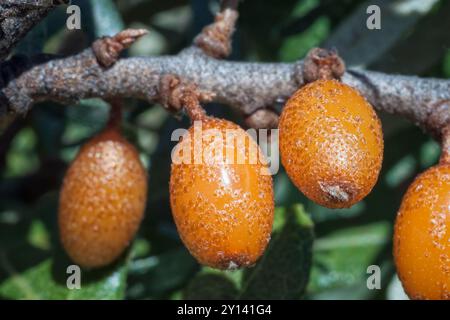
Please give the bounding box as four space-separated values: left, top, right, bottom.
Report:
78 0 124 39
239 204 314 299
0 252 128 300
307 222 391 299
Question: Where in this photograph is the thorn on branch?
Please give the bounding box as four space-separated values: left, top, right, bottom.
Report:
302 47 346 83
92 29 148 68
158 74 215 122
194 8 239 59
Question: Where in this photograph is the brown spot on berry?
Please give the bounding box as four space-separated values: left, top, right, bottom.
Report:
279 79 384 208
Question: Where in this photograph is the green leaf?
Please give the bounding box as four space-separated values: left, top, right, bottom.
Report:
444 49 450 78
126 248 198 299
239 204 314 299
307 222 391 299
14 7 67 55
0 201 31 249
183 266 243 300
385 155 417 188
184 272 239 300
0 251 129 300
0 187 129 300
419 139 440 168
32 103 66 157
61 99 110 162
274 170 305 206
279 16 330 62
5 127 39 178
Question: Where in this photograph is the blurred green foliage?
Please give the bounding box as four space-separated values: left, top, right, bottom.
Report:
0 0 447 300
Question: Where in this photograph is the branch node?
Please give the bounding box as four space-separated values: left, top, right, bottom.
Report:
302 47 346 83
158 74 214 122
92 29 148 68
194 8 238 59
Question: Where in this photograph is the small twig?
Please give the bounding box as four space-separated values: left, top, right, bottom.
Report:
159 74 213 122
302 47 346 83
92 29 148 68
1 31 450 139
183 91 208 122
194 7 239 59
105 98 123 130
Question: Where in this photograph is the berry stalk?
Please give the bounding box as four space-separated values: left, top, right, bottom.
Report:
106 99 123 130
183 94 208 122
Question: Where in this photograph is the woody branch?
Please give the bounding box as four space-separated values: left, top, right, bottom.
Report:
0 1 448 141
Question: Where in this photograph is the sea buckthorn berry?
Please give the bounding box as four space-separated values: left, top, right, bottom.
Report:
59 128 147 268
279 79 383 208
394 164 450 300
170 117 274 270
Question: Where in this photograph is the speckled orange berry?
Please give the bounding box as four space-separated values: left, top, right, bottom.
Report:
170 117 274 270
59 128 147 268
279 79 383 208
393 164 450 300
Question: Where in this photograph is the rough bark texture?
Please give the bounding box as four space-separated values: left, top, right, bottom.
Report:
0 1 68 62
0 45 449 136
0 1 448 141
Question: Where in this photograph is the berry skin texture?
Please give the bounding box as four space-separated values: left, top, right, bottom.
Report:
394 164 450 300
59 128 147 268
279 79 383 208
170 117 274 270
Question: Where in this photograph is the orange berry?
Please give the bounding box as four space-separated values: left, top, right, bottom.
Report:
393 164 450 300
279 79 383 208
59 128 147 268
170 117 274 269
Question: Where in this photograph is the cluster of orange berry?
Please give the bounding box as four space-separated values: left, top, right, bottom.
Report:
58 78 448 299
280 80 449 300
